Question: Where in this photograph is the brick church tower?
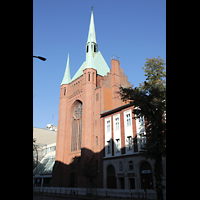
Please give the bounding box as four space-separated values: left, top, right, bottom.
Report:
52 9 131 187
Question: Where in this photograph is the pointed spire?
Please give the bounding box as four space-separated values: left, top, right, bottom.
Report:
84 8 97 70
61 53 71 85
87 8 96 44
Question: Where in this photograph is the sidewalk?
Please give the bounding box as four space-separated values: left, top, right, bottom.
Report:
33 194 134 200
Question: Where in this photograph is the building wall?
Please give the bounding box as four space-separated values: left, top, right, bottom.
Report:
103 155 155 189
101 105 166 190
52 59 131 188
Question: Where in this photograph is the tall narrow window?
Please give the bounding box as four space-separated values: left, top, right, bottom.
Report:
94 45 97 52
71 120 77 151
127 136 132 150
78 117 82 150
71 102 82 152
107 140 111 154
129 161 134 170
116 138 120 152
107 120 111 132
96 136 98 146
126 114 131 126
115 118 119 130
88 73 90 81
64 87 66 96
92 72 94 82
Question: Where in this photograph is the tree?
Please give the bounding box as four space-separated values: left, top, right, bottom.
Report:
82 155 97 188
119 56 166 200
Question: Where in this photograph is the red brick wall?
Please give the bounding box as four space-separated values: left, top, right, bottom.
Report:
53 59 131 187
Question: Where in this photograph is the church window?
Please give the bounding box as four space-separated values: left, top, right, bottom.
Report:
71 102 82 152
96 93 99 101
88 73 90 81
94 45 97 52
86 45 89 53
64 87 66 96
78 117 82 150
71 120 77 151
96 136 98 146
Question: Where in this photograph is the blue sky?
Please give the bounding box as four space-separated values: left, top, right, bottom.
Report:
33 0 166 128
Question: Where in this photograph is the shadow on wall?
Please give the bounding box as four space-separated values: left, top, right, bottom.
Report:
51 136 142 188
52 147 104 188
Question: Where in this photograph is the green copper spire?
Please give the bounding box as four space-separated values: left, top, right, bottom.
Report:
61 53 71 85
69 8 110 82
87 8 96 44
85 8 98 70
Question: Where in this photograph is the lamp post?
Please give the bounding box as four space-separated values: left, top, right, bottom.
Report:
33 55 46 61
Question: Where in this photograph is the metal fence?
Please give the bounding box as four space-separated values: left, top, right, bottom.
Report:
33 187 162 200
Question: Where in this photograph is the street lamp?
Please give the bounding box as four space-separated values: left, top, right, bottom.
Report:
33 55 46 61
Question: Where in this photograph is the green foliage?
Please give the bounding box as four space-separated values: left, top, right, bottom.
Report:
120 56 166 200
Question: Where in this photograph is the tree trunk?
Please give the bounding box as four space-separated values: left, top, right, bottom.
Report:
154 154 163 200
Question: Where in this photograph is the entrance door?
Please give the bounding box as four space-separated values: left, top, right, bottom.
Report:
140 162 154 189
69 172 75 187
119 177 125 189
129 178 135 189
140 173 154 189
107 165 117 188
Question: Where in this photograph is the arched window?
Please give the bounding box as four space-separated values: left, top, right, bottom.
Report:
71 101 82 152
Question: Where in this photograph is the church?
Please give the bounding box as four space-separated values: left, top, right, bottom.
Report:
52 9 166 190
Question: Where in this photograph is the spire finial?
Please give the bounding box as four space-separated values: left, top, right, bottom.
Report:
91 6 93 11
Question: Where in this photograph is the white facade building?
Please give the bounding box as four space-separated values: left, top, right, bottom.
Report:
101 104 166 190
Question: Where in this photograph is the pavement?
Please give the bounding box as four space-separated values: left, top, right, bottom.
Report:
33 194 132 200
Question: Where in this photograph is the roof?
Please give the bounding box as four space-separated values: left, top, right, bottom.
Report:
93 51 110 76
61 9 110 84
87 9 96 44
101 103 133 117
70 61 86 82
61 54 71 85
70 51 110 82
33 127 57 147
33 156 55 175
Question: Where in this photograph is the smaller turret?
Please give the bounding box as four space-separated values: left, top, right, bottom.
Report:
61 54 71 85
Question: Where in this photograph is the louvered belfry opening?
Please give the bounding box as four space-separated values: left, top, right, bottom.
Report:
71 101 82 152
